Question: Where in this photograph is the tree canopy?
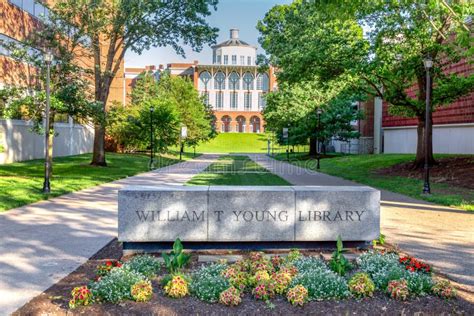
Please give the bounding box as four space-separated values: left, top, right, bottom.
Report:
49 0 219 165
258 0 473 164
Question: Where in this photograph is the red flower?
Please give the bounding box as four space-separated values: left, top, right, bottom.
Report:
116 262 122 267
106 261 112 266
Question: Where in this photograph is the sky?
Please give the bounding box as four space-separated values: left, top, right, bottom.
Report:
124 0 291 68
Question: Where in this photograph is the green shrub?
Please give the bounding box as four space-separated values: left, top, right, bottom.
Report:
292 256 326 273
348 273 375 298
404 271 433 296
162 238 191 274
190 264 230 303
124 255 162 278
328 236 353 276
289 266 350 300
357 251 401 289
90 268 145 303
358 252 433 295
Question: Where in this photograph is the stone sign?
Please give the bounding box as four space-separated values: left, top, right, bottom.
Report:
118 186 380 248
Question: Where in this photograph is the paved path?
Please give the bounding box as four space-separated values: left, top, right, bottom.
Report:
249 154 474 296
0 154 219 316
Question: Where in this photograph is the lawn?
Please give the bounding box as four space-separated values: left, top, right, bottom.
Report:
187 155 290 185
274 153 474 211
184 133 306 154
0 151 194 212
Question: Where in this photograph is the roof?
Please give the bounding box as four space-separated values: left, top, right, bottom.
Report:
211 38 255 49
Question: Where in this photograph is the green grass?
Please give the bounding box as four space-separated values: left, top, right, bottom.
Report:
274 153 474 211
0 151 194 212
187 155 290 186
186 133 303 154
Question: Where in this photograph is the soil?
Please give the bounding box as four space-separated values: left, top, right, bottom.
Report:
14 239 474 316
376 157 474 190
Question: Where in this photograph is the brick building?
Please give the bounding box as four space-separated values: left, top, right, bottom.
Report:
381 57 473 154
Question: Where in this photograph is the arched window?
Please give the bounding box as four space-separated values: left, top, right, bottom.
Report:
199 71 211 90
214 71 225 90
228 71 240 90
236 116 246 133
256 73 269 91
221 115 232 132
250 116 261 133
243 72 254 90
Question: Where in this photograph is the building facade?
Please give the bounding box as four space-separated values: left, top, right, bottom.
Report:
167 29 277 133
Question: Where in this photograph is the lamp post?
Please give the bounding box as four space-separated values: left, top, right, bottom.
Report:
316 108 322 170
42 51 53 193
423 56 433 194
149 106 154 170
180 125 187 160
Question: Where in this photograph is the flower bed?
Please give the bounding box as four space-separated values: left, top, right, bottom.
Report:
65 241 459 311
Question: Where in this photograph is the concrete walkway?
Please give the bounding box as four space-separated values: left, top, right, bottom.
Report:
250 154 474 295
0 154 219 316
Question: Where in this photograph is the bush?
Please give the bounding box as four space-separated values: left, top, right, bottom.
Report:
387 279 409 300
96 260 122 278
190 264 229 303
287 285 309 306
69 286 93 309
131 280 153 302
272 271 293 294
432 280 456 299
287 249 302 262
164 275 189 298
124 255 162 278
219 287 242 306
252 282 275 301
404 271 433 296
90 268 145 303
249 270 271 287
289 266 350 300
348 273 375 298
292 256 326 273
357 251 401 289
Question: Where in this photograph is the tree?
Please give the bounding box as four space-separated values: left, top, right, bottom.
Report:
264 81 363 155
0 7 99 183
258 0 473 167
108 71 214 153
50 0 219 166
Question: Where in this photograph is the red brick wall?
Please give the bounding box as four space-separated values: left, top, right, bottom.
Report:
382 58 474 127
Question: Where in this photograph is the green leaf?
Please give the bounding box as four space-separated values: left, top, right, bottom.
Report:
173 238 183 254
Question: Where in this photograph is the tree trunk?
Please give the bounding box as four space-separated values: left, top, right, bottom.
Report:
413 112 435 168
90 77 112 166
309 137 317 156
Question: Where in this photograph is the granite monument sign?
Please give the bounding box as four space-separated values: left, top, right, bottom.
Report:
118 185 380 251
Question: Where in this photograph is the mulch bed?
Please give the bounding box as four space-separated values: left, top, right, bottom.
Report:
14 239 474 316
376 157 474 190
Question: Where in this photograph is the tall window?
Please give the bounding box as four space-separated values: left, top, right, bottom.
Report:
215 91 223 109
256 73 270 91
216 55 221 64
247 56 252 65
228 72 240 90
240 56 245 65
232 55 237 65
244 92 252 110
243 72 254 90
230 92 238 109
199 71 211 90
258 93 267 109
223 55 228 65
214 71 225 90
9 0 50 20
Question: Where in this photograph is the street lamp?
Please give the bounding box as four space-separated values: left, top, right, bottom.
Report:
423 56 433 194
316 108 322 170
42 51 53 193
149 106 154 170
